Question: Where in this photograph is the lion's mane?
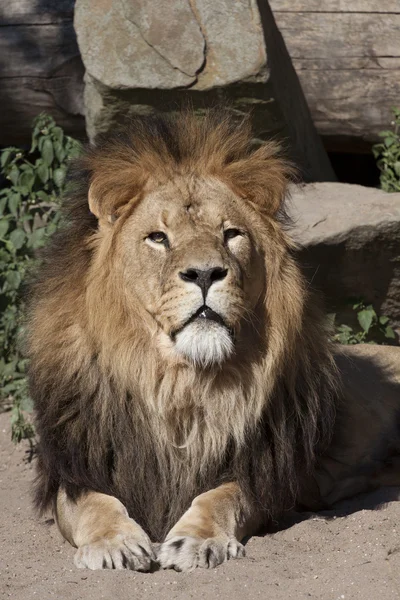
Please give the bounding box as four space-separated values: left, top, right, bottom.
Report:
27 111 338 541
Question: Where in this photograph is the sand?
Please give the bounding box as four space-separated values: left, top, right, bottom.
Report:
1 410 400 600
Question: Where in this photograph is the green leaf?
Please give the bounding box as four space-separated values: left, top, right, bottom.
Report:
28 227 46 249
379 315 390 325
54 143 66 164
8 166 20 186
352 301 364 310
35 190 49 202
9 228 26 250
1 149 12 169
357 308 374 333
19 169 35 191
36 162 49 184
8 192 21 217
53 167 66 189
336 332 352 344
41 138 54 166
0 196 8 216
0 219 9 238
372 145 384 158
30 137 37 153
384 326 396 339
6 270 21 290
52 127 64 143
337 324 353 332
45 221 58 236
38 135 46 153
67 140 82 159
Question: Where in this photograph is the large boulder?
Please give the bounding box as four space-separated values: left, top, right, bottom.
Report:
291 183 400 329
74 0 335 182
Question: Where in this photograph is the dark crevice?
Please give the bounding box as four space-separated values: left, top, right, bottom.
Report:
328 150 380 187
0 22 73 28
274 11 399 15
187 0 207 80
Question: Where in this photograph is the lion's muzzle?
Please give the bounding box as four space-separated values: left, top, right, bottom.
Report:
172 305 234 367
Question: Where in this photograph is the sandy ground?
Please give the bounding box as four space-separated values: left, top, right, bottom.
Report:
1 411 400 600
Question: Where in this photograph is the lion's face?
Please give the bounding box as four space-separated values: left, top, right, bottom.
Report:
117 175 265 366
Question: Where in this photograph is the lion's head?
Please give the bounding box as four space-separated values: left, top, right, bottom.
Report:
95 175 268 367
28 111 337 540
84 111 297 370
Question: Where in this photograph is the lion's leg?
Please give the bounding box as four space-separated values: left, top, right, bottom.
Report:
56 488 156 571
158 482 264 571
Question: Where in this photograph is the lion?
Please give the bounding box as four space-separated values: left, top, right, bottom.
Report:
26 110 400 573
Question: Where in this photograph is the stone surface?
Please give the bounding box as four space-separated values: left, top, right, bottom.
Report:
0 0 85 146
270 0 400 151
74 0 335 182
291 182 400 329
74 0 267 91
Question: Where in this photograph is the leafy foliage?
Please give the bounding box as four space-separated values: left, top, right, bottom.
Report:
0 114 81 443
372 108 400 192
330 301 396 345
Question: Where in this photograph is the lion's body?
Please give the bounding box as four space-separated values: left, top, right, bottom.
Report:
27 111 400 571
314 344 400 507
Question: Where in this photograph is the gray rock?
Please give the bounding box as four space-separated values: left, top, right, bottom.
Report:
0 0 85 146
270 0 400 152
291 182 400 330
75 0 266 91
74 0 335 182
75 0 201 89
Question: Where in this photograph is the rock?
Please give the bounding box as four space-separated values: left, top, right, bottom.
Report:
291 182 400 329
74 0 335 182
270 0 400 152
0 0 85 146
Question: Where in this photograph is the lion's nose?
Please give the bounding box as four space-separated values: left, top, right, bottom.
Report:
179 267 228 298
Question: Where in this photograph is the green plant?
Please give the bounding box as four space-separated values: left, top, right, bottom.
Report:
372 107 400 192
0 114 81 443
331 301 396 345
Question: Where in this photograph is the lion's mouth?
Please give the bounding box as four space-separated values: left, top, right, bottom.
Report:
171 305 229 339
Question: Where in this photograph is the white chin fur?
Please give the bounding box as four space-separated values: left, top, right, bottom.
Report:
174 321 234 366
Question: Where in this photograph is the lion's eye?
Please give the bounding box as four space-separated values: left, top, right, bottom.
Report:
224 228 242 242
147 231 169 246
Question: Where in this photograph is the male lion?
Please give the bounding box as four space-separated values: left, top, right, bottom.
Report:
27 111 400 572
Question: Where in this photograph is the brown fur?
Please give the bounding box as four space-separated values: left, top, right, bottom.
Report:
27 110 338 543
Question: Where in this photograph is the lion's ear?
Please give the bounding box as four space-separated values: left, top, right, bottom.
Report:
88 183 118 224
224 144 296 217
88 183 101 219
248 146 296 216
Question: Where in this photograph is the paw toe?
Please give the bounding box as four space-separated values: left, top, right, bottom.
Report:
227 539 246 559
158 535 245 571
74 534 156 571
158 536 200 571
197 538 244 568
197 539 227 569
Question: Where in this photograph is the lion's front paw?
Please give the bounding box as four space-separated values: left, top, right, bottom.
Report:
74 530 156 571
158 535 245 571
